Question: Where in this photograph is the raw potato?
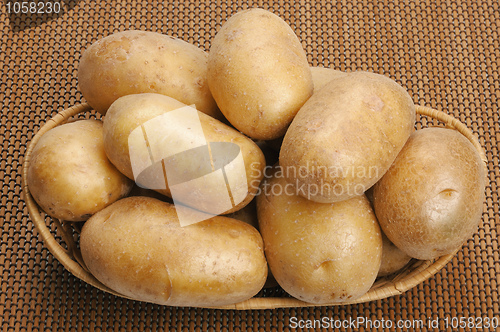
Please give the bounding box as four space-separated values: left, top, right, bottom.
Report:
27 120 133 221
78 30 221 119
310 66 347 92
207 8 313 140
378 232 412 277
373 127 486 260
257 168 382 303
280 71 416 203
80 196 268 307
103 93 266 216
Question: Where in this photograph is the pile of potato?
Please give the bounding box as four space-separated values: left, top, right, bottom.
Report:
27 8 485 307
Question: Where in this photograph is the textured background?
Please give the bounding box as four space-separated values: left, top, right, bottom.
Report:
1 0 499 331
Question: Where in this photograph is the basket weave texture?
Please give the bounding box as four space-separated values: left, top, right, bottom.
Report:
21 104 487 310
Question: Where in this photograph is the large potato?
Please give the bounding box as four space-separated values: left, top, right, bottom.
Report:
280 71 416 203
103 93 266 219
373 127 486 260
257 167 382 303
78 30 221 119
27 120 133 221
80 196 268 307
207 8 313 140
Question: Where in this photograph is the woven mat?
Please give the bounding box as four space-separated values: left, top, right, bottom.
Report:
1 0 499 330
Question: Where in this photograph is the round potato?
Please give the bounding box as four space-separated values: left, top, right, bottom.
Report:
257 167 382 303
78 30 221 119
207 8 313 140
280 71 416 203
310 66 347 93
27 120 133 221
373 127 486 260
378 232 412 277
80 196 268 307
103 93 266 218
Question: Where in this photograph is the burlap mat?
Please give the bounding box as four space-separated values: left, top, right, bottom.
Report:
1 1 498 330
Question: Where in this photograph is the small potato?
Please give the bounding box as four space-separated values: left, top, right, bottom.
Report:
78 30 221 119
373 127 486 260
310 66 347 93
80 196 268 307
378 232 412 277
257 167 382 303
27 120 133 221
280 71 416 203
208 8 313 140
103 93 266 219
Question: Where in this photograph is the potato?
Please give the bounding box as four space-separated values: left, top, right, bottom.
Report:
280 71 416 203
257 167 382 303
80 196 268 307
27 120 133 221
207 8 313 140
378 232 412 277
310 66 347 92
373 127 485 260
78 30 221 119
103 93 266 220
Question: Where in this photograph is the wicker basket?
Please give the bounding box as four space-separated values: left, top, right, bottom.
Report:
22 103 487 310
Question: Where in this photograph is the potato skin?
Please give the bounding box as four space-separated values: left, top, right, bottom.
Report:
80 196 268 307
27 120 133 221
78 30 221 119
103 93 266 215
373 127 486 260
378 232 412 277
280 71 416 203
207 8 313 140
310 66 347 93
257 168 382 303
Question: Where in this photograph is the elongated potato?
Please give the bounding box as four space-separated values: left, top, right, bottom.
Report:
373 127 486 260
78 30 221 119
208 8 313 140
80 196 268 307
280 71 416 203
257 167 382 303
27 120 133 221
103 93 266 219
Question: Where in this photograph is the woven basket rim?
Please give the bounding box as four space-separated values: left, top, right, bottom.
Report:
21 103 488 310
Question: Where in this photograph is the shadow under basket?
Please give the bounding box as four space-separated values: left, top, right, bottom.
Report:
22 104 488 310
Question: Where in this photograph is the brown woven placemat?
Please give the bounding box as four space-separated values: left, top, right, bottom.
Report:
1 0 498 330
